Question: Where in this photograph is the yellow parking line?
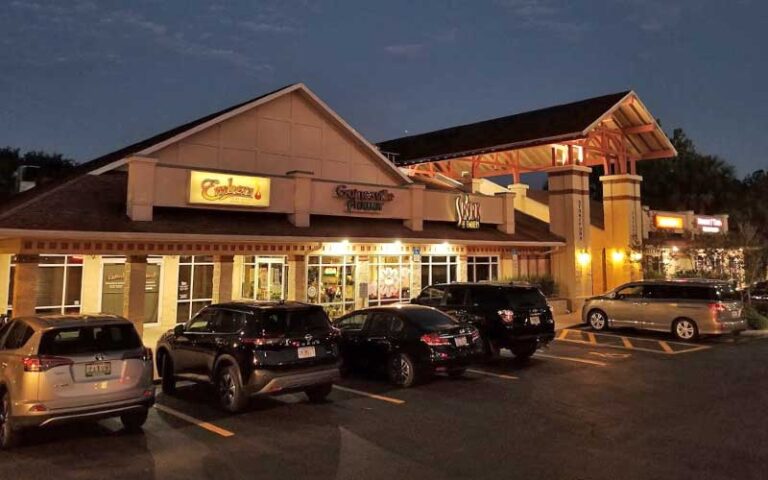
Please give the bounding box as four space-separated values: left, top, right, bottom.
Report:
332 385 405 405
466 369 518 380
586 332 597 345
621 336 633 349
535 352 607 367
557 329 570 340
154 404 235 438
659 341 674 353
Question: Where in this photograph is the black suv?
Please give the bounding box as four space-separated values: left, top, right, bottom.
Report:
413 283 555 359
156 301 340 412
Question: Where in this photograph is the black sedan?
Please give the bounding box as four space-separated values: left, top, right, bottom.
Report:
333 304 483 387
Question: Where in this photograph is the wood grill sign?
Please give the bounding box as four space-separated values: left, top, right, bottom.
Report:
456 194 481 229
335 185 394 213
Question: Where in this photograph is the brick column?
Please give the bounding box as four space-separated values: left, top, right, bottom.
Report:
213 255 234 303
291 255 307 302
601 174 643 288
12 254 39 317
123 255 147 337
547 165 593 311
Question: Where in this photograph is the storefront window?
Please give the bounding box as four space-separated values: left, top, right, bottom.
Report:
101 256 162 324
467 256 499 282
421 255 459 287
241 256 288 302
8 255 83 314
369 255 411 306
177 255 214 323
307 256 356 318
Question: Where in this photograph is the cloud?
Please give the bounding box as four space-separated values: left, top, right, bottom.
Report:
495 0 588 40
384 43 428 59
239 20 298 34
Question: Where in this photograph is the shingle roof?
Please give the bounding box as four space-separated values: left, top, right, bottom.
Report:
377 91 631 165
0 172 564 244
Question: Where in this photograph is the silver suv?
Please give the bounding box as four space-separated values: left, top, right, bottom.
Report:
0 314 155 448
583 279 746 341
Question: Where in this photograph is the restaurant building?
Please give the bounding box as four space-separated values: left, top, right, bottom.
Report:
0 83 675 342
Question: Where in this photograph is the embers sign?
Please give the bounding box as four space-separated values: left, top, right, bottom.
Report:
188 170 270 207
456 194 481 229
335 185 394 213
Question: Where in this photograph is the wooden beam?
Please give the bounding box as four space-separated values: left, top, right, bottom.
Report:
622 124 657 135
641 149 676 160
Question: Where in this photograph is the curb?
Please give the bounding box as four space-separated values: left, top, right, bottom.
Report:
739 329 768 337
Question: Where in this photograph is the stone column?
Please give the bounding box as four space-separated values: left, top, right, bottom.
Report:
126 157 158 221
12 254 39 317
79 255 102 313
123 255 147 337
547 165 593 311
404 184 425 231
495 191 516 234
212 255 234 303
291 255 308 302
601 174 643 288
0 254 11 315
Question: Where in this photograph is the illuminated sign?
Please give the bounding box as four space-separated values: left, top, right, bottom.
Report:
335 185 394 213
188 171 270 207
654 215 684 229
456 194 481 229
696 217 723 233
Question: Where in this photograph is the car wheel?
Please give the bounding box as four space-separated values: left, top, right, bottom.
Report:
161 354 176 395
305 383 333 403
512 343 538 360
121 407 149 432
388 353 418 388
588 310 608 331
447 368 466 378
0 391 17 450
673 318 698 342
216 365 248 413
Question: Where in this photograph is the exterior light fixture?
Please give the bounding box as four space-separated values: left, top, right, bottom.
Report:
630 251 643 262
577 250 591 267
611 250 626 264
434 242 451 254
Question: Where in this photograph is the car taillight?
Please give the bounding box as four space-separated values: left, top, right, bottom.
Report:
471 329 481 342
498 310 515 324
23 355 73 372
709 303 726 318
420 333 450 346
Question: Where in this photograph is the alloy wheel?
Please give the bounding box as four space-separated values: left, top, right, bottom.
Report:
589 311 606 330
391 355 412 386
676 320 695 340
218 373 236 407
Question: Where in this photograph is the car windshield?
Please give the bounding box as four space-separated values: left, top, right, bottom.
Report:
39 324 142 356
406 309 458 331
716 285 742 302
471 286 548 309
251 308 332 337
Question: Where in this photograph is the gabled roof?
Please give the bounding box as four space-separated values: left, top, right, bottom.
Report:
377 90 675 167
0 83 411 220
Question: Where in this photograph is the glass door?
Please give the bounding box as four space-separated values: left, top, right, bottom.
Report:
242 256 288 301
100 257 162 324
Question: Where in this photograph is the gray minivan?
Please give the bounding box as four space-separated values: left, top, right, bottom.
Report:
582 279 746 341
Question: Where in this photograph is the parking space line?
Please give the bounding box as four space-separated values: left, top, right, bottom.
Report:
332 385 405 405
659 341 674 353
154 404 235 437
466 369 518 380
535 352 608 367
586 332 597 345
555 329 711 355
621 336 634 349
557 329 569 340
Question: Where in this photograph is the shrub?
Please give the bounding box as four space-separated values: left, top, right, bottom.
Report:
744 305 768 330
504 274 557 297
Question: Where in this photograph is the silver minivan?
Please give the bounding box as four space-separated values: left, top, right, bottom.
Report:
0 314 155 448
582 279 747 341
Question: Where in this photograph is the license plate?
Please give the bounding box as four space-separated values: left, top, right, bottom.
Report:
85 361 111 377
529 315 541 326
297 346 316 359
455 336 468 347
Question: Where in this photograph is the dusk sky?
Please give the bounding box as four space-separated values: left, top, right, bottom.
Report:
1 0 765 175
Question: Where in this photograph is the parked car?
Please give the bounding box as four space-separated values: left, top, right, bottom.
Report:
156 301 340 412
333 304 483 387
412 283 555 360
0 314 155 449
582 279 746 341
746 281 768 314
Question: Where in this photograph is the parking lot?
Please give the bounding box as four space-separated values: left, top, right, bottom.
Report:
2 327 768 480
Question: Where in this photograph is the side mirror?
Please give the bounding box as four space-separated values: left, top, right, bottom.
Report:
174 324 185 336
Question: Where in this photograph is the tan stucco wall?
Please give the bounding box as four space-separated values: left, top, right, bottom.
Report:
153 91 400 186
80 255 102 313
0 254 10 314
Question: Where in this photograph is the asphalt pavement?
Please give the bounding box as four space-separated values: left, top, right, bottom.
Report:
1 327 767 480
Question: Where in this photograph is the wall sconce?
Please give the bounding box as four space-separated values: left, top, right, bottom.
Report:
611 249 626 264
577 250 591 267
